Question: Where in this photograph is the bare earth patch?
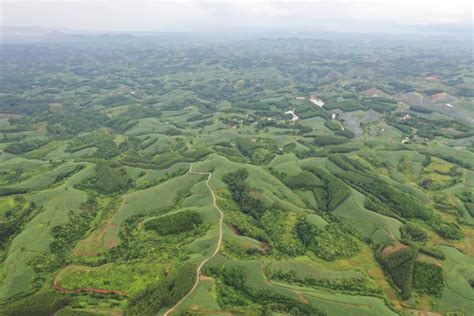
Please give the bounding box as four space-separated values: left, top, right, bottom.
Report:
382 242 407 257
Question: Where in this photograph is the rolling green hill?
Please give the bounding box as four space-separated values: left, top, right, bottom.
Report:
0 34 473 316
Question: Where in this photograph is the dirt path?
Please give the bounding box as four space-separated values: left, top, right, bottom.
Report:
163 163 224 316
53 272 128 296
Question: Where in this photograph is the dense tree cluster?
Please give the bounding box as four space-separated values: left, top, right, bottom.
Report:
235 137 278 165
412 262 444 298
296 221 359 261
0 292 72 316
260 209 304 256
313 135 348 146
77 162 133 195
223 169 267 219
4 139 48 155
376 246 419 300
400 223 428 242
125 264 196 315
144 210 202 235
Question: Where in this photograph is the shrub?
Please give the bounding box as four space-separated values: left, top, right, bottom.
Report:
324 120 342 131
4 139 48 154
400 223 428 242
429 217 463 240
409 105 433 114
418 246 445 260
313 135 347 146
335 129 355 139
296 221 359 261
412 262 444 298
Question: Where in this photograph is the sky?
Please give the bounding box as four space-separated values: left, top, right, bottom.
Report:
1 0 472 34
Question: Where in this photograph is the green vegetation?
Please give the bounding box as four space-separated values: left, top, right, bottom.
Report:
144 210 202 235
125 263 195 315
206 264 325 315
296 221 359 261
279 165 350 211
260 209 303 256
0 33 472 315
400 222 428 242
0 197 39 258
29 196 99 275
268 269 383 297
77 161 133 194
412 262 444 298
330 155 464 240
313 135 348 146
223 169 267 219
376 246 419 300
0 292 72 316
4 139 48 155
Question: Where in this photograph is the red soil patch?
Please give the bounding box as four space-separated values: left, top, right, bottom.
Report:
228 224 270 254
37 123 48 132
324 70 342 81
199 275 214 281
101 222 120 249
382 242 407 257
0 113 21 119
259 241 271 254
74 221 119 256
406 310 442 316
361 87 388 97
228 224 243 236
295 291 309 304
425 75 441 81
358 68 374 77
53 273 128 297
431 92 447 101
186 309 234 315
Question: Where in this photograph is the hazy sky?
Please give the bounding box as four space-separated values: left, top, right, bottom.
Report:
1 0 472 33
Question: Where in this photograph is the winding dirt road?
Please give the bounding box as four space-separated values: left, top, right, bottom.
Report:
163 163 224 316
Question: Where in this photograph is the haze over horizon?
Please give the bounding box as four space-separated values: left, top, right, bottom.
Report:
1 0 472 35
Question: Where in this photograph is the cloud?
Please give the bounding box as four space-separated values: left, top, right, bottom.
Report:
1 0 472 32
